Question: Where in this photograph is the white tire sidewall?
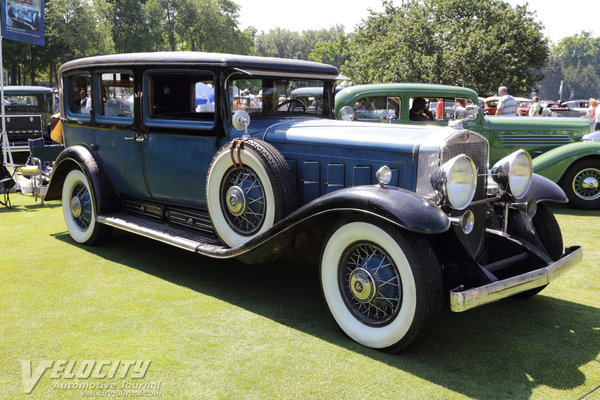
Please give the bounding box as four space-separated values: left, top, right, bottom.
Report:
62 169 96 244
207 149 276 247
321 222 417 349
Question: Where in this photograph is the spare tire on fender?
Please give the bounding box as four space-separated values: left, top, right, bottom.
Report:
206 139 297 247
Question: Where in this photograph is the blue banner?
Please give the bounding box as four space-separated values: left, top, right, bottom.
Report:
1 0 44 46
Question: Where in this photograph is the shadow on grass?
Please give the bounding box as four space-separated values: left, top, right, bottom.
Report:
53 230 600 400
0 201 61 213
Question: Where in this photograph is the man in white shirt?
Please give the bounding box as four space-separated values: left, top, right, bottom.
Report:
495 86 517 116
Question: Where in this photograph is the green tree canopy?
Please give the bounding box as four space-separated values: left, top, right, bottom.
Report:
253 27 345 60
538 32 600 100
342 0 548 95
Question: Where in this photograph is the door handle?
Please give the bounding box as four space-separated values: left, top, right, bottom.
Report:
124 135 136 141
135 135 146 142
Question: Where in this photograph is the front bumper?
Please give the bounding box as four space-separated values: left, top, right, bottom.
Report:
450 246 582 312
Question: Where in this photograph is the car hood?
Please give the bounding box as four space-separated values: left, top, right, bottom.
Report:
484 115 591 132
244 117 450 154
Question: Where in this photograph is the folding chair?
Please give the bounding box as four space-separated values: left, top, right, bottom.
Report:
20 139 64 205
0 163 16 208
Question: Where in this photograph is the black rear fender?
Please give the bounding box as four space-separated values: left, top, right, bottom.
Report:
44 145 120 213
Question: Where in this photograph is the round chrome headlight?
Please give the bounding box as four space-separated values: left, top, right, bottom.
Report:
338 106 355 121
491 150 533 199
431 155 477 210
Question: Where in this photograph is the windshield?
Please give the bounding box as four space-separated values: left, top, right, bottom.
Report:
4 94 51 114
228 77 332 117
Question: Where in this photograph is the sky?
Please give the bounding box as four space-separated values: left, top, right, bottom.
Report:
235 0 597 44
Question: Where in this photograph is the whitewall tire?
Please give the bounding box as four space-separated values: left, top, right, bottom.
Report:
61 169 111 245
321 221 443 352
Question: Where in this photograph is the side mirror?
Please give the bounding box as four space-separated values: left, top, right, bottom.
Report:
232 110 251 136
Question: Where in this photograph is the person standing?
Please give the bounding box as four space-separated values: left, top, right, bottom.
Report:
595 100 600 130
495 86 517 116
529 96 542 116
586 98 597 128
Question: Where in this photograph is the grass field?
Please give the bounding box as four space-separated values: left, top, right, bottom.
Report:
1 193 599 400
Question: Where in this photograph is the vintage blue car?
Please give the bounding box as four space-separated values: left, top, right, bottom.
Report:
44 52 582 352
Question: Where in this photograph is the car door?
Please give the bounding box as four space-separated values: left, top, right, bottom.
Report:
92 71 148 198
139 69 218 208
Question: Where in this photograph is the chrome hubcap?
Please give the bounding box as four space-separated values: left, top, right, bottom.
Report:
349 268 376 302
582 177 598 190
339 242 402 326
220 166 266 235
226 186 246 216
573 168 600 200
70 196 82 218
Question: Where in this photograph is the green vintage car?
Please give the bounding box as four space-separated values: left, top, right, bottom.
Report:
335 83 600 209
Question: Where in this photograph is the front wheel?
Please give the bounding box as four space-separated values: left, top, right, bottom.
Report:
561 159 600 209
61 169 111 245
320 221 443 353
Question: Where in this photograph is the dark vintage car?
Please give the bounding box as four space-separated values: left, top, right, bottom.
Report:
44 52 582 352
1 86 55 162
335 83 600 209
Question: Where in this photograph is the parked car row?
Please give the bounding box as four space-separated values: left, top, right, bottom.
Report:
41 52 584 353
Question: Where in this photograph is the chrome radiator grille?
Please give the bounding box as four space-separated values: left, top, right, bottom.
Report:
442 131 489 258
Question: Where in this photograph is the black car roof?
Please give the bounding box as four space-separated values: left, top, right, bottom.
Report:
59 51 340 78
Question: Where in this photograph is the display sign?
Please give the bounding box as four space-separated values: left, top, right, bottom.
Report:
1 0 44 45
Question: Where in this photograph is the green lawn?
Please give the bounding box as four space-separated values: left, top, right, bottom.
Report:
1 194 599 400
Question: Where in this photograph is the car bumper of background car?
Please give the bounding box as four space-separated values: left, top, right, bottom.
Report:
449 246 582 312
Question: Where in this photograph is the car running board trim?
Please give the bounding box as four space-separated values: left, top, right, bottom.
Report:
98 213 225 254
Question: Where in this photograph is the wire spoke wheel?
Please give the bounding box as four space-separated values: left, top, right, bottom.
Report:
339 242 402 326
220 166 266 235
71 182 93 229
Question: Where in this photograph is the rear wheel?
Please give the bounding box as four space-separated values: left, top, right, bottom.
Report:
320 221 443 352
62 169 111 245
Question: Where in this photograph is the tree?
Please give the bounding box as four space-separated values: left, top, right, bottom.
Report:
342 0 548 95
308 29 351 69
538 32 600 99
174 0 252 54
253 27 345 60
562 64 600 100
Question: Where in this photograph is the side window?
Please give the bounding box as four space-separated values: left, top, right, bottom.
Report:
353 96 401 121
147 72 215 121
66 74 92 117
409 97 475 122
98 72 134 120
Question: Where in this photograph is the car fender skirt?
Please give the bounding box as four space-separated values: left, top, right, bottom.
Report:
44 145 120 213
524 173 568 204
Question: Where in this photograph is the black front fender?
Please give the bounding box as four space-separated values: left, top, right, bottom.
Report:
44 145 120 213
210 185 451 264
286 185 451 235
524 173 568 204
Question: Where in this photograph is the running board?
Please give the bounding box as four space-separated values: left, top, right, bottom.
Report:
98 212 226 254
